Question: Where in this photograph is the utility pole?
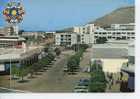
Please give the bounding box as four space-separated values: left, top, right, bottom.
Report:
9 58 12 89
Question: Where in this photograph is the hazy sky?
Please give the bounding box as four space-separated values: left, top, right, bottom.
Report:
0 0 134 31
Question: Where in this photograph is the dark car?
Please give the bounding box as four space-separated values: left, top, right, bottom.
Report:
78 79 90 86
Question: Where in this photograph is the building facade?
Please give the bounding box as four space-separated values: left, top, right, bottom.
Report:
0 26 14 36
55 32 78 47
73 24 95 44
91 44 128 73
73 24 95 34
0 36 26 48
55 23 135 46
94 23 135 43
0 47 43 74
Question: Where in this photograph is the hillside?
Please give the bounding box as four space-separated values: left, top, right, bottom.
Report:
58 6 135 32
89 6 135 27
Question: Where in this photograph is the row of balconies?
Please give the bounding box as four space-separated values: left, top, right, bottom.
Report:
94 36 135 39
94 32 135 35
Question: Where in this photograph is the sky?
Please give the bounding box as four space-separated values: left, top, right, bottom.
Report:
0 0 135 31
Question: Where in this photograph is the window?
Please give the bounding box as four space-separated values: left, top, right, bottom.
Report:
113 37 116 39
108 36 112 39
117 32 120 34
122 32 126 34
95 32 98 34
108 32 111 34
95 36 98 38
103 32 107 34
131 32 135 35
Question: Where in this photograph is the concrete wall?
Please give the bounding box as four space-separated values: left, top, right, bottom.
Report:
91 58 128 73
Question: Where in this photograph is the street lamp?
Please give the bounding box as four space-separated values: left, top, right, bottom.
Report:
9 57 12 88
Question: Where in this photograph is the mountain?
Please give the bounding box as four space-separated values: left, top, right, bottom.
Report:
56 27 74 33
58 6 135 32
89 6 135 27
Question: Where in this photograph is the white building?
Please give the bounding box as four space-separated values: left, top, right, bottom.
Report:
0 36 26 48
55 23 135 46
91 43 128 73
94 23 135 43
0 26 14 36
110 23 135 30
73 24 95 44
73 24 95 34
0 46 43 74
55 32 78 47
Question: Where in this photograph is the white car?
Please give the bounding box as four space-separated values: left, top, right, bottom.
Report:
74 86 88 93
82 67 90 73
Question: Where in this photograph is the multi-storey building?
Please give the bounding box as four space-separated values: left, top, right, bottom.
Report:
0 26 14 36
55 23 135 46
55 32 79 47
0 46 43 74
0 36 26 48
0 26 26 48
0 26 46 74
110 23 135 30
94 23 135 43
73 24 95 34
73 24 95 44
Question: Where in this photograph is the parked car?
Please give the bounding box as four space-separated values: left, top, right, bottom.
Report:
63 66 68 72
78 79 90 86
74 85 88 93
82 67 90 73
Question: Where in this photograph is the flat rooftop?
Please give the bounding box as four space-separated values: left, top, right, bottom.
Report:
92 44 128 59
0 46 43 62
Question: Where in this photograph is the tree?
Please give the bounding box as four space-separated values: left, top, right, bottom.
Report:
44 44 49 53
17 67 28 82
89 71 107 92
96 37 108 44
28 65 35 78
32 63 41 73
11 65 19 79
89 61 107 92
67 58 78 73
89 82 106 92
47 53 55 61
54 48 61 56
71 44 89 52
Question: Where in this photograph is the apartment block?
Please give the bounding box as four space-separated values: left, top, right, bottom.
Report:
94 23 135 43
55 32 78 47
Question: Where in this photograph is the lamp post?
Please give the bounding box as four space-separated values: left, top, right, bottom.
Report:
9 57 12 88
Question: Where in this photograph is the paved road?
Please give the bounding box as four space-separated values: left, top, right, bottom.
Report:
0 75 10 88
80 48 92 68
11 50 79 92
9 49 91 92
